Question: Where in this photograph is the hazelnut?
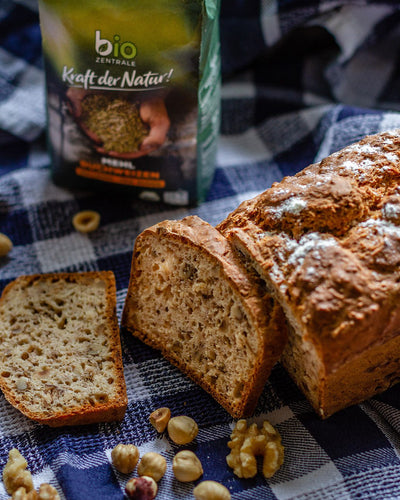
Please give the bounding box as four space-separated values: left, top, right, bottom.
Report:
172 450 203 482
167 416 198 445
0 233 12 257
125 476 157 500
111 444 140 474
193 481 231 500
137 452 167 482
149 407 171 433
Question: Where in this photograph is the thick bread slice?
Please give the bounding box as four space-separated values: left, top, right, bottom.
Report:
0 271 127 427
122 216 287 418
218 130 400 418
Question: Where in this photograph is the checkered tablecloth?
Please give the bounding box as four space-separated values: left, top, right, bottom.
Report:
2 1 400 499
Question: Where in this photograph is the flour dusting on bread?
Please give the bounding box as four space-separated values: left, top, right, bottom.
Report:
218 129 400 417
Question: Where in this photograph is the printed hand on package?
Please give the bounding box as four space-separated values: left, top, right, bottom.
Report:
66 87 102 145
66 88 170 158
100 97 171 159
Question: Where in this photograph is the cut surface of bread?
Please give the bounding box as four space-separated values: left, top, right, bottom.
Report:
218 130 400 418
122 216 287 418
0 271 127 427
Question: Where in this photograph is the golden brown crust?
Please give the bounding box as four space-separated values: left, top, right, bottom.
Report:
122 216 287 418
0 271 127 427
218 129 400 417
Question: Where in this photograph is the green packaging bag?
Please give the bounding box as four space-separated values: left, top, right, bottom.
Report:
38 0 221 205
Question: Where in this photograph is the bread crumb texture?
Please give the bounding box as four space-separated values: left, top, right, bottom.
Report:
131 237 254 399
0 272 127 426
121 216 283 418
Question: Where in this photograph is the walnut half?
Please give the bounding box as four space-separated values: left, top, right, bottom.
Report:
226 419 284 479
2 449 34 495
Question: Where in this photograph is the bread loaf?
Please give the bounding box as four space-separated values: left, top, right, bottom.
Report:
218 129 400 418
122 216 287 418
0 271 127 426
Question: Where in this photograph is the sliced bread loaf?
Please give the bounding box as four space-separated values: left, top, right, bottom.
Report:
218 129 400 418
121 215 287 418
0 271 127 426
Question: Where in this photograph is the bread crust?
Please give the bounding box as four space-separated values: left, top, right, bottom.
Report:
122 216 287 418
218 130 400 417
0 271 127 427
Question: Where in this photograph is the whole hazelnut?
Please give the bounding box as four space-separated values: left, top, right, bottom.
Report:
193 480 231 500
0 233 12 257
125 476 157 500
137 452 167 482
111 444 140 474
167 416 198 445
172 450 203 482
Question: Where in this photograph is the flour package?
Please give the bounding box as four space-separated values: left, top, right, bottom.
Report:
38 0 221 205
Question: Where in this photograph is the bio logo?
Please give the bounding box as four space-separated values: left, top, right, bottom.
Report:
95 30 137 60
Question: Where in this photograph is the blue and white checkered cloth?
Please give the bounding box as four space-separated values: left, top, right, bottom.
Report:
2 1 400 498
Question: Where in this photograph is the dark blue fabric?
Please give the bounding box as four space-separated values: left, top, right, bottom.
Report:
1 1 400 499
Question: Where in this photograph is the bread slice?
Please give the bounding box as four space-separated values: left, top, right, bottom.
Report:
218 129 400 418
122 216 287 418
0 271 127 427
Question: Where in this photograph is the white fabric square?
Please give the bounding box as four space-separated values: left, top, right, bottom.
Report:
379 114 400 135
272 416 341 483
0 244 41 280
16 169 74 206
261 0 281 46
221 71 257 100
34 233 97 273
27 145 51 170
323 5 392 63
271 462 348 500
136 208 188 234
33 467 66 500
90 220 142 260
0 52 45 141
217 129 272 167
123 363 151 403
0 396 37 437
